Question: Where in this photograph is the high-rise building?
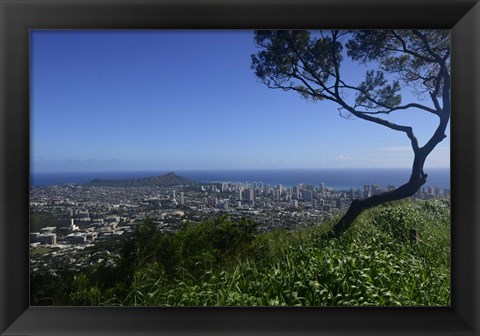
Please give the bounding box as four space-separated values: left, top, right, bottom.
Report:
207 196 217 207
178 192 185 206
219 200 229 210
364 184 371 198
292 186 299 200
221 183 228 192
302 189 313 201
246 188 255 202
275 189 281 202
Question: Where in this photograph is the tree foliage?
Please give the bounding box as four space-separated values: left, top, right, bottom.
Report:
251 30 450 234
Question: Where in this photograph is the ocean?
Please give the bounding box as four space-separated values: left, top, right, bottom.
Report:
31 168 450 191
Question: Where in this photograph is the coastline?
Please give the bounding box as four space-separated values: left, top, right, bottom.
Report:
31 167 451 190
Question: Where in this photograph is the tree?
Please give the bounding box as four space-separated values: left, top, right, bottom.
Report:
251 30 450 235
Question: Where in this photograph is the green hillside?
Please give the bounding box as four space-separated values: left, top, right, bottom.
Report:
32 199 450 306
86 171 192 187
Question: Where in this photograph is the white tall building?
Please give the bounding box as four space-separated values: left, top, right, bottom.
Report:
320 183 325 197
292 186 299 199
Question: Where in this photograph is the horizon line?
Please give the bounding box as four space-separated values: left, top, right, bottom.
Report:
32 166 450 174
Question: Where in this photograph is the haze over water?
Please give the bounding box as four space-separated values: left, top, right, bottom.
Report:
31 168 450 190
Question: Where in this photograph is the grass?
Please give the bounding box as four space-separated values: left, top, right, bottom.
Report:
31 247 52 256
36 198 451 307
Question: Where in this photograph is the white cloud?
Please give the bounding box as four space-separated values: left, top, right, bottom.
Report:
334 154 352 161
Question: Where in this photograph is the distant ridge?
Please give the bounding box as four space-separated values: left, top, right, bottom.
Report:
86 171 193 187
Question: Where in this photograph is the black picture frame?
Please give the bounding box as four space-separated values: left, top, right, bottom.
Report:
1 0 479 335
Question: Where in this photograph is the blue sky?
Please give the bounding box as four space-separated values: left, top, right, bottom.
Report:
30 30 450 173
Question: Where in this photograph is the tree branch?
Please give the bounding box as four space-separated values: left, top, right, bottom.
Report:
345 83 439 115
342 104 421 152
411 30 445 64
390 30 437 63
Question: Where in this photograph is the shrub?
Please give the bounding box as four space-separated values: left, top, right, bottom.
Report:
45 201 450 307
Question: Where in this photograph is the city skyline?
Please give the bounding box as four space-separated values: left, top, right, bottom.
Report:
31 30 450 173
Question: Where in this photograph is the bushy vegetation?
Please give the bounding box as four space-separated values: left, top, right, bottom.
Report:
30 211 59 232
32 199 450 306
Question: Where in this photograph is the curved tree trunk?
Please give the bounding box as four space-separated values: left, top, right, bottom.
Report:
332 173 427 235
251 29 451 236
331 146 433 236
332 77 450 236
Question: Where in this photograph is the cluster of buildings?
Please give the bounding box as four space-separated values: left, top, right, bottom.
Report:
29 179 449 273
198 180 449 212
